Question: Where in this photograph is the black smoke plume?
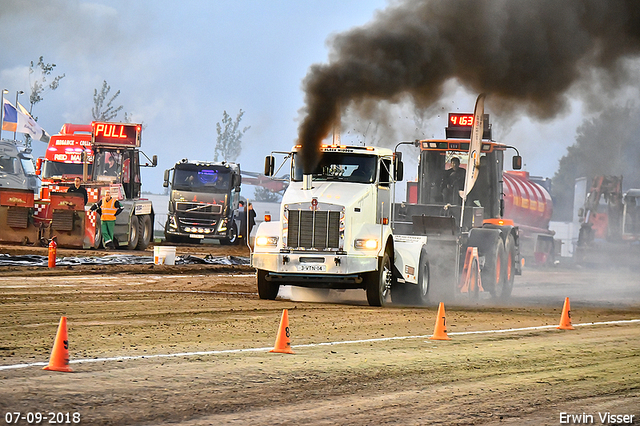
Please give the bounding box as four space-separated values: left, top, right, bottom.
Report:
298 0 640 173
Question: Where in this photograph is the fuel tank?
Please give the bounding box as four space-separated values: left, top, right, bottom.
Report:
502 171 553 230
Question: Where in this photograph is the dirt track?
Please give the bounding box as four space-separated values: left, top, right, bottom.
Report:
0 243 639 425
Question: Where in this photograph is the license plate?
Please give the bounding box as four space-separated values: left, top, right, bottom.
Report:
189 234 205 239
297 264 326 272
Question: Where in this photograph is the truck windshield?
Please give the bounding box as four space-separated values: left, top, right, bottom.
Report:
43 161 93 179
173 166 231 192
0 156 18 174
292 152 377 184
20 158 36 176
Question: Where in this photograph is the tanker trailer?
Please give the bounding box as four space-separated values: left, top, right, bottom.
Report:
502 170 555 266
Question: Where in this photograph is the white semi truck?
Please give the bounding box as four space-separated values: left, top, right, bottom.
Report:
251 144 429 306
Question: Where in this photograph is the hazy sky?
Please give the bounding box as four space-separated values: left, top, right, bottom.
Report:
0 0 627 194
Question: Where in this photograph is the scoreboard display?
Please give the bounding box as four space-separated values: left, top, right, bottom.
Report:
445 113 491 139
92 122 141 147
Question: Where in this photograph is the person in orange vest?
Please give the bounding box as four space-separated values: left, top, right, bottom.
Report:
90 188 123 249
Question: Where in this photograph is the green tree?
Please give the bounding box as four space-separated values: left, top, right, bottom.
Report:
551 104 640 221
214 109 250 162
24 56 65 147
253 186 282 203
92 80 123 121
28 56 65 115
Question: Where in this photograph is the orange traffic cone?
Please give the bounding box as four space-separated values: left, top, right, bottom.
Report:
270 309 294 354
43 316 73 372
429 302 451 340
557 297 575 330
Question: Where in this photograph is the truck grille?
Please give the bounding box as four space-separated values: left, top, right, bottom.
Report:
176 202 222 215
287 210 340 249
178 217 217 227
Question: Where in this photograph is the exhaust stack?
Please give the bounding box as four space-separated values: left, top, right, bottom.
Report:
303 174 313 190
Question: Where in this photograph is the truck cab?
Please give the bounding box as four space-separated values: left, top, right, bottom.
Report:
0 139 38 192
88 122 157 250
163 159 241 244
252 144 427 306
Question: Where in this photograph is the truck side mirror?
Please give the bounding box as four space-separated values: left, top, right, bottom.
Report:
163 169 170 188
512 155 522 170
395 160 404 181
152 155 158 167
264 156 275 176
393 152 403 181
35 158 42 176
235 174 242 191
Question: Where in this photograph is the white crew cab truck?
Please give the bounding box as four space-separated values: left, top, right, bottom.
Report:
251 144 428 306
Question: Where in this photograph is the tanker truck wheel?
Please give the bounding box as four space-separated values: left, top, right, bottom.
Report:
257 269 279 300
365 249 393 307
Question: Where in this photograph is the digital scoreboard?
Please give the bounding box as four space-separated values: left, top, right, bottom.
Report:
445 113 491 139
91 122 141 147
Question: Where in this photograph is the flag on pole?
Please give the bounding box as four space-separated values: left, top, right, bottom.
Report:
459 93 485 200
1 98 50 143
2 98 18 132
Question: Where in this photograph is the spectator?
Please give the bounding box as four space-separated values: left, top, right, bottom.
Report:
90 189 123 249
247 202 257 238
67 177 88 205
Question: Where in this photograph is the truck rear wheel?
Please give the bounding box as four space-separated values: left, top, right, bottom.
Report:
417 248 431 305
468 228 506 299
365 249 393 307
136 215 153 250
93 217 102 249
128 215 140 249
501 234 516 299
485 237 506 299
257 269 279 300
391 247 430 306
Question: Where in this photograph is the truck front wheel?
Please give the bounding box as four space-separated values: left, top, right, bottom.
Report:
220 222 238 245
365 249 393 307
257 269 279 300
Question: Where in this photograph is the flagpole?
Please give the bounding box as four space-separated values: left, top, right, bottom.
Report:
14 91 24 141
0 88 8 141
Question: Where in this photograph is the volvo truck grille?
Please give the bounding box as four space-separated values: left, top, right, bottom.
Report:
176 202 223 215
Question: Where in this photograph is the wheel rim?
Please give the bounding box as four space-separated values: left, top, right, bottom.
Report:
380 258 392 299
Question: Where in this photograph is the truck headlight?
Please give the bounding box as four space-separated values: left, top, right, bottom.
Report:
169 216 177 229
256 236 278 247
354 238 378 250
